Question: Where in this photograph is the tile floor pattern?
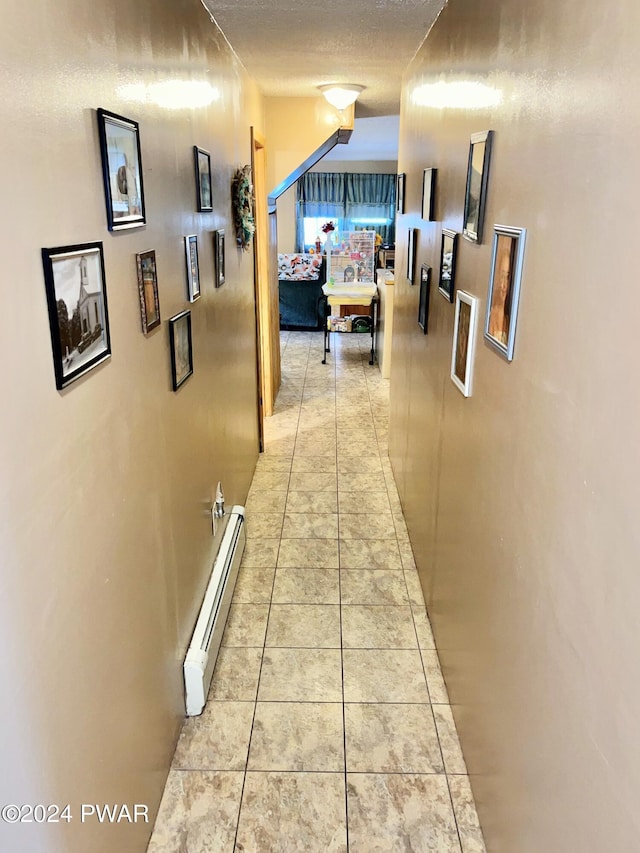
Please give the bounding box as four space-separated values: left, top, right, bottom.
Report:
148 331 486 853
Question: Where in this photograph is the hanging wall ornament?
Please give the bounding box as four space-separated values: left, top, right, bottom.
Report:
232 165 255 251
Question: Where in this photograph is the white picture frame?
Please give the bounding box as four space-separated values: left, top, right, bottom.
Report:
396 172 405 213
184 234 200 302
451 290 479 397
484 225 527 361
421 168 437 221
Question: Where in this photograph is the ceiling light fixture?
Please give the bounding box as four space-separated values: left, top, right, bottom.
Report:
319 84 364 111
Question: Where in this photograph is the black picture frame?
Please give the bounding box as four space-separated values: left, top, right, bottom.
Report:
462 130 493 244
438 228 459 302
214 229 225 288
184 235 200 302
418 264 430 334
396 173 406 214
407 228 417 284
96 108 146 231
194 146 212 212
169 310 193 391
421 168 437 221
136 250 161 334
41 242 111 390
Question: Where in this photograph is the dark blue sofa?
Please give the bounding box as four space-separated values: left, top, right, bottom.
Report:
278 253 326 330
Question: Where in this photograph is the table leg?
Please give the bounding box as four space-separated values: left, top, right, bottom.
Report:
321 295 328 364
369 297 378 365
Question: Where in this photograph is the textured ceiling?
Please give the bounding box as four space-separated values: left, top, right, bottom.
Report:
202 0 445 117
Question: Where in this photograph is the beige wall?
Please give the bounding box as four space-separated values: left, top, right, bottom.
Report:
391 0 640 850
265 97 351 193
0 1 262 851
277 185 299 254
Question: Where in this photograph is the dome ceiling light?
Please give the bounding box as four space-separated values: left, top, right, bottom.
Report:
319 84 365 111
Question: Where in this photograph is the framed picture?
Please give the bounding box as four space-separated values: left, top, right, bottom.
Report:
194 146 212 212
136 250 161 333
406 228 417 284
418 264 430 334
484 225 527 361
421 168 437 221
438 228 458 302
97 108 146 231
214 229 225 288
169 310 193 390
184 235 200 302
41 242 111 390
462 130 493 244
396 173 406 214
451 290 479 397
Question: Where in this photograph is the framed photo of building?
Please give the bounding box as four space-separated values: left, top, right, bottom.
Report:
484 225 527 361
418 264 430 333
194 146 212 212
135 250 161 333
41 242 111 390
451 290 479 397
396 172 406 214
97 108 146 231
184 235 200 302
438 228 458 302
421 168 437 221
214 229 225 287
462 130 493 244
169 310 193 390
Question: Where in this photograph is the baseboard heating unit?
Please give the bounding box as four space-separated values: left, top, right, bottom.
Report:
184 505 246 716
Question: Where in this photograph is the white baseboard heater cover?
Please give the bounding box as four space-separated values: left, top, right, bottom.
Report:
184 505 246 716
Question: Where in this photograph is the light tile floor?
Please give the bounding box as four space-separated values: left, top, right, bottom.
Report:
148 331 486 853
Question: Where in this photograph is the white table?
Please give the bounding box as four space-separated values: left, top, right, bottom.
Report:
376 269 394 379
321 282 379 366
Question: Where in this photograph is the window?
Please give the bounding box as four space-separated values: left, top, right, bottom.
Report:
296 172 396 251
301 216 341 249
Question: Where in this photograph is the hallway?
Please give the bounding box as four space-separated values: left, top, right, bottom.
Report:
148 331 485 851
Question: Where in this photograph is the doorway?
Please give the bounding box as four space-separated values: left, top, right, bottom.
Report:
251 129 280 445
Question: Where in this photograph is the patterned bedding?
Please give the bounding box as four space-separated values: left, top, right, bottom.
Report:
278 253 323 281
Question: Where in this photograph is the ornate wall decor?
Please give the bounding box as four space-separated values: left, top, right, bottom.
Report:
232 165 255 251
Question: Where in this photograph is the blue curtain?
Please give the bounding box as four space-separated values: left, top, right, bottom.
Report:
297 172 346 215
296 172 396 250
346 173 396 245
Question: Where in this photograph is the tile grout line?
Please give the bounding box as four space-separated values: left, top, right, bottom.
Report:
231 334 310 849
343 332 380 848
319 332 351 847
364 336 454 821
331 343 351 852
